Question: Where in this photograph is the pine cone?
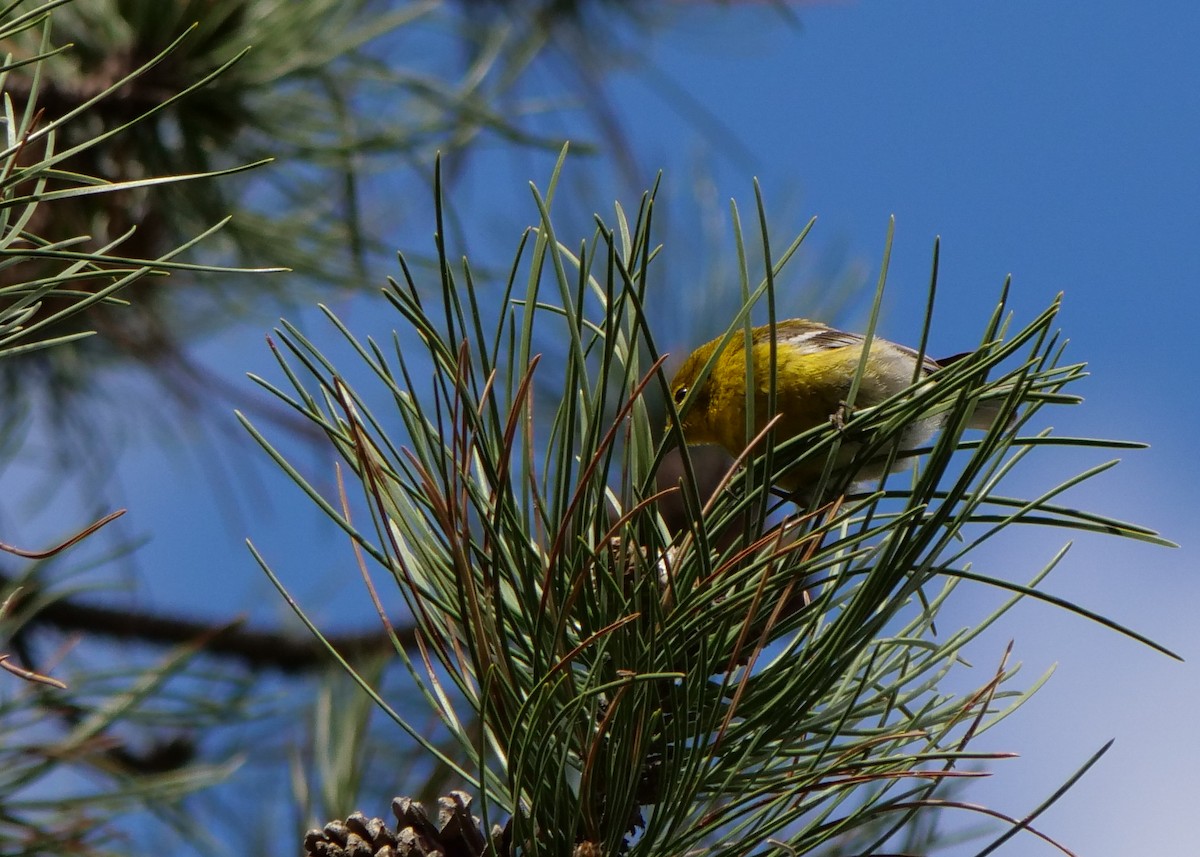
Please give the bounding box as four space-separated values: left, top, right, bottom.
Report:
303 791 494 857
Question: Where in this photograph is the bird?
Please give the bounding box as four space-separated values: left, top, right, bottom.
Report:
667 319 1007 495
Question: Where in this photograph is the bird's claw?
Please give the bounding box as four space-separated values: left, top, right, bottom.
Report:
830 401 852 431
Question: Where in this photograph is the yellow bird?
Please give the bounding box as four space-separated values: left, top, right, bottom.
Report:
667 319 1005 493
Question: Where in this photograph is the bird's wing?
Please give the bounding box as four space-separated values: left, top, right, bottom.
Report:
929 350 973 368
767 321 862 353
770 322 944 372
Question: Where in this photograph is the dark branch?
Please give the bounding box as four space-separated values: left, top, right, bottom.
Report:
5 572 415 673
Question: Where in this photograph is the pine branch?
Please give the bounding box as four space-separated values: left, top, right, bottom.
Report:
2 567 412 673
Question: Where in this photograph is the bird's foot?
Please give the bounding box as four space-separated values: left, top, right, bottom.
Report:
830 401 853 431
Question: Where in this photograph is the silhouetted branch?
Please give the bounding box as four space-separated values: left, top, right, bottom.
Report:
3 569 414 673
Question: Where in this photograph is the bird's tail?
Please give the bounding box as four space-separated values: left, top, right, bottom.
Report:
962 396 1014 431
933 351 1018 432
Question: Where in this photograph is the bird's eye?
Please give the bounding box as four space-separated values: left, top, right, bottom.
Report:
673 386 688 405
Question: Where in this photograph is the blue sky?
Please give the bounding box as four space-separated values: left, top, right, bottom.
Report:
633 5 1199 853
60 1 1198 853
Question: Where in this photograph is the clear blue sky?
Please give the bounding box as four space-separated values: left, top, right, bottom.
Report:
92 1 1198 853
